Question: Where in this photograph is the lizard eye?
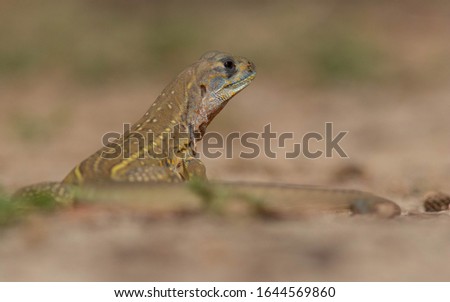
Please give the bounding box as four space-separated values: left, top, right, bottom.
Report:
223 60 235 70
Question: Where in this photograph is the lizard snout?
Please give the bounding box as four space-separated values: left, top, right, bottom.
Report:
247 61 256 73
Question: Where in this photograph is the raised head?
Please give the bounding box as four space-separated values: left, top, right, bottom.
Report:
186 51 256 136
139 51 256 143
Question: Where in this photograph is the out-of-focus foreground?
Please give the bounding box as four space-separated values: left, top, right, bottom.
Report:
0 0 450 281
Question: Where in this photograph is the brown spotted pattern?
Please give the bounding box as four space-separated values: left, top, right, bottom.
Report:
15 51 256 203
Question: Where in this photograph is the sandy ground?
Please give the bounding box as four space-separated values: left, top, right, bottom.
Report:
0 76 449 281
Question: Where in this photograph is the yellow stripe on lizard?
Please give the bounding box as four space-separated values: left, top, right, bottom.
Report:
12 51 401 217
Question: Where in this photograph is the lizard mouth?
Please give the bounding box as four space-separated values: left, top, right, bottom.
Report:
213 71 256 102
225 72 256 92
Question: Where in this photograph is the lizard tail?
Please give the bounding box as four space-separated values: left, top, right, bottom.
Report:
215 182 402 218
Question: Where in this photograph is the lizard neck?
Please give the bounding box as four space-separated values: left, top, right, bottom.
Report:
131 68 196 156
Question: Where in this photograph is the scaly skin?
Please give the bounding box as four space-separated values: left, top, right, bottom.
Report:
15 51 256 202
423 192 450 212
14 51 401 217
64 51 255 185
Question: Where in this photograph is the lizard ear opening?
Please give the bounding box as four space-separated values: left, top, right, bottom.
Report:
200 85 207 98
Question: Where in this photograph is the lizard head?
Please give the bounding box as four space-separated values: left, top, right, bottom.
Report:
187 51 256 136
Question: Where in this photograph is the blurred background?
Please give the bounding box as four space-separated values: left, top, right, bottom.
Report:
0 0 450 281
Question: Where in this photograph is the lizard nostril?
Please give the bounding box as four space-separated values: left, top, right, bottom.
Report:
200 85 206 97
247 62 255 73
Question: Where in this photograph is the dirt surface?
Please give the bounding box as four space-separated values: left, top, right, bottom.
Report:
1 79 449 281
1 0 450 281
1 210 450 282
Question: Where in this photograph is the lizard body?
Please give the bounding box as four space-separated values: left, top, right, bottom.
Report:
64 51 254 185
14 51 401 217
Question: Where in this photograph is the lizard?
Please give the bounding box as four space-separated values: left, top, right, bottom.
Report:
13 51 401 218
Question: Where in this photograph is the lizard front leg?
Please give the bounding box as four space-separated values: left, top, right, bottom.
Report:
182 157 207 181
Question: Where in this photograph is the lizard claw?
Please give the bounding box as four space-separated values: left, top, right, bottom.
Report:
350 198 401 218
